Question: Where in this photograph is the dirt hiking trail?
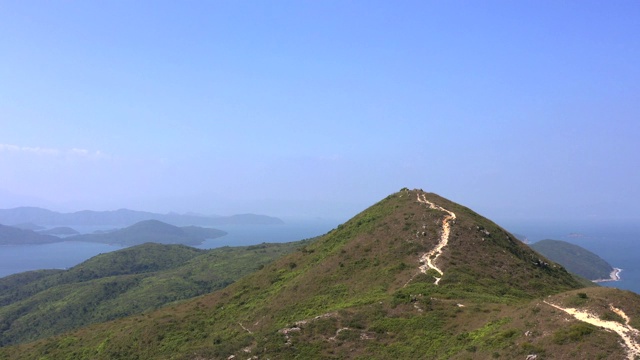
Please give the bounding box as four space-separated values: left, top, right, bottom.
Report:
545 301 640 360
416 193 456 285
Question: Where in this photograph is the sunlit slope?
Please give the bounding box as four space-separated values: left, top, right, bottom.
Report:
0 241 305 347
4 189 638 359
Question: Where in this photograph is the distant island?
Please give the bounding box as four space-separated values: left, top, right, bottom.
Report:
530 239 618 282
0 220 226 246
37 227 80 236
0 207 284 227
0 224 59 245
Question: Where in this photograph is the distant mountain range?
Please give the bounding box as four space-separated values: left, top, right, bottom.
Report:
0 220 226 246
0 207 284 227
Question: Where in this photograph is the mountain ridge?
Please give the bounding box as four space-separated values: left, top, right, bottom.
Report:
0 207 284 227
0 220 226 246
1 189 638 359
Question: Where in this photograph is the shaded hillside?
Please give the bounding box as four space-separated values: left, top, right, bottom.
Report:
0 241 307 346
68 220 227 246
8 189 636 359
531 239 615 281
0 224 59 245
0 207 284 227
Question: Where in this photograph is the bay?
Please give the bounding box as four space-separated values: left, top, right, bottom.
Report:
0 242 124 277
505 219 640 295
0 219 339 279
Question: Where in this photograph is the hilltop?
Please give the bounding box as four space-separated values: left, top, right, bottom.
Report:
1 189 638 359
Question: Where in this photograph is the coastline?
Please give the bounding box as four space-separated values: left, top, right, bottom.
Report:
593 268 622 283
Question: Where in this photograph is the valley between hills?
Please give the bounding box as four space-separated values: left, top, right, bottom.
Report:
1 188 639 359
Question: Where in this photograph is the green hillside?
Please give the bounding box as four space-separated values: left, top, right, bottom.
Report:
1 189 638 359
531 239 614 281
0 241 307 346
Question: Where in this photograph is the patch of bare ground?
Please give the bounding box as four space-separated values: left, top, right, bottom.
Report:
414 192 456 285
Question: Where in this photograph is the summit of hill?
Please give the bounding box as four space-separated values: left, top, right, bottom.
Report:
2 189 639 359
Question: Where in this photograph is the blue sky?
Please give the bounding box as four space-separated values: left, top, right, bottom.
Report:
1 1 639 223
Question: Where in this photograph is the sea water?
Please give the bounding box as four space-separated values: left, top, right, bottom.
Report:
0 219 339 279
0 241 124 277
504 219 640 295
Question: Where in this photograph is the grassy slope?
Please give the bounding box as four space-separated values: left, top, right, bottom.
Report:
0 243 204 307
0 241 307 346
1 189 637 359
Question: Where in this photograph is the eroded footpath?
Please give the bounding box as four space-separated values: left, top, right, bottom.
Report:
416 193 456 285
545 301 640 360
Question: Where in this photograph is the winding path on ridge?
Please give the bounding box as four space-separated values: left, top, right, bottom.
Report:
544 301 640 360
416 193 456 285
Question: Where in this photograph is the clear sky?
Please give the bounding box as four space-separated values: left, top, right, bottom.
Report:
1 1 639 223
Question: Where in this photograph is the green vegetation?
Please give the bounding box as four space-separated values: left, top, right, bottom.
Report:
0 189 637 359
0 241 307 346
531 239 614 280
552 323 596 344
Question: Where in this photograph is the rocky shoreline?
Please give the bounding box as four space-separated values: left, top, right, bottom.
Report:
593 267 622 283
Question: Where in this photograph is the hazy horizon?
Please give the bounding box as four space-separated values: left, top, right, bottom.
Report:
2 2 639 224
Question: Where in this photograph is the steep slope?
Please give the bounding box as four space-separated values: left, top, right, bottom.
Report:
2 189 637 359
531 239 615 281
0 241 306 346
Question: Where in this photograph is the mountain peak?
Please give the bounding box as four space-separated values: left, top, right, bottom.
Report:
288 188 583 300
3 188 617 360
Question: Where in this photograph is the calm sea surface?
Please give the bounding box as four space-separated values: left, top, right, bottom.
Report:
0 219 339 278
505 220 640 295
